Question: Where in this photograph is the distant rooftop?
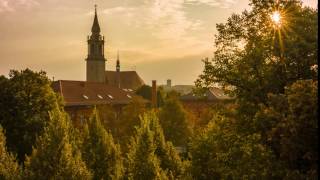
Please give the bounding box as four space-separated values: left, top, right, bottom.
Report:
180 87 233 101
52 80 136 107
160 84 194 95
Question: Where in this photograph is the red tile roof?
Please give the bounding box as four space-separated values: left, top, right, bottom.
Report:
105 71 145 90
52 80 135 107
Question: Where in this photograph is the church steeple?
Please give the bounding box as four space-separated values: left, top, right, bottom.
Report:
86 5 106 83
116 50 120 72
91 5 100 34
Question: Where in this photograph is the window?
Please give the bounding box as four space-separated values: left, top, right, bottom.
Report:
97 94 103 99
83 94 89 99
107 94 114 99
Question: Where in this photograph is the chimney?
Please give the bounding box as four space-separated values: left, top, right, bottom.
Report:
151 80 157 108
167 79 171 87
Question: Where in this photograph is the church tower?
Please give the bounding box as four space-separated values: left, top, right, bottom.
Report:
86 5 106 83
116 50 121 88
116 50 120 72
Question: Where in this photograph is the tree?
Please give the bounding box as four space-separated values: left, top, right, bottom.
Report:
190 115 281 179
194 0 318 178
136 85 152 101
0 69 62 162
117 96 147 148
82 108 123 180
255 80 318 178
148 111 185 179
135 85 165 107
158 96 192 146
24 105 92 179
195 0 318 112
96 104 117 134
0 126 21 180
125 112 168 180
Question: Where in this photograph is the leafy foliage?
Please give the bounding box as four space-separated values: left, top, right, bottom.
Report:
125 112 168 180
196 0 318 108
256 80 318 178
24 105 92 179
0 69 62 162
195 0 318 178
96 104 117 134
190 115 281 179
82 108 123 180
148 111 186 179
135 85 165 107
117 96 147 149
0 126 21 180
158 96 192 146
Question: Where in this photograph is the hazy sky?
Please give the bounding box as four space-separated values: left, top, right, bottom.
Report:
0 0 317 85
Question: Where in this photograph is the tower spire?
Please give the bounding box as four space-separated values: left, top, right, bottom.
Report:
91 4 101 34
86 4 106 83
116 50 120 72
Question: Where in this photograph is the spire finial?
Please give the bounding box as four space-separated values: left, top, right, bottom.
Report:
91 4 100 34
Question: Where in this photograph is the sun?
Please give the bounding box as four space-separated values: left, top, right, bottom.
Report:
271 11 281 26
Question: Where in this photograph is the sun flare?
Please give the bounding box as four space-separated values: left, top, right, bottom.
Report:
271 11 281 26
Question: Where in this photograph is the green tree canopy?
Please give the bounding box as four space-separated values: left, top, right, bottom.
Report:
158 96 192 146
82 108 123 180
196 0 318 109
0 69 62 162
24 105 92 179
117 96 147 149
0 126 21 180
194 0 318 178
125 112 168 180
148 111 185 179
190 115 281 179
255 80 318 178
135 85 165 107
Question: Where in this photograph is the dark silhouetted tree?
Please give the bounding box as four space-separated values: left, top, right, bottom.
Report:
0 69 62 162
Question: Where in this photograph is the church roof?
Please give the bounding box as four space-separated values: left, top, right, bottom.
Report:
52 80 135 107
105 71 145 90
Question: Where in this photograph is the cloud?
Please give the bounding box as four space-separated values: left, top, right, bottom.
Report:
103 6 135 15
185 0 238 8
0 0 39 12
0 0 13 12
